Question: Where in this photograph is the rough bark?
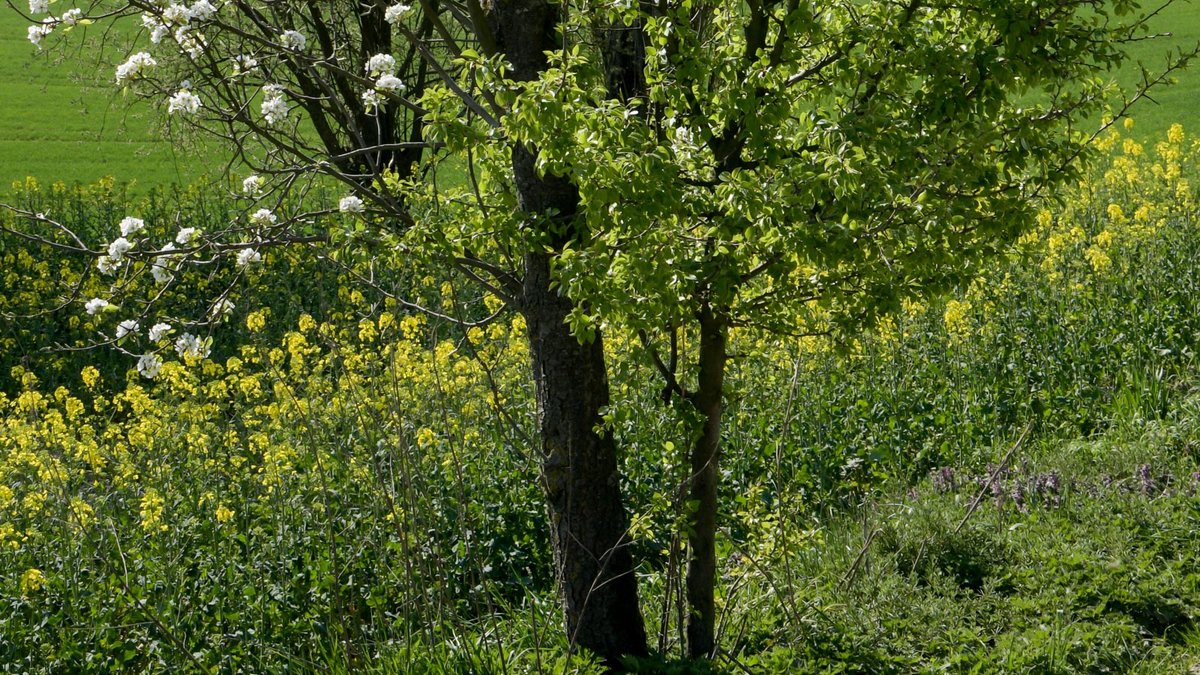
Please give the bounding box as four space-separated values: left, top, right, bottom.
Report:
523 251 649 665
685 305 727 659
488 0 649 665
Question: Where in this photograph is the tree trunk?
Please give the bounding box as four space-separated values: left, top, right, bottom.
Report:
523 251 649 666
685 305 727 659
487 1 649 665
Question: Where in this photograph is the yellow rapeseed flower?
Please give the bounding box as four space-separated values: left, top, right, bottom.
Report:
378 312 395 332
1085 246 1112 273
70 498 95 529
400 314 426 340
358 318 378 342
139 489 167 532
19 568 46 595
416 427 437 448
943 299 972 341
246 310 267 333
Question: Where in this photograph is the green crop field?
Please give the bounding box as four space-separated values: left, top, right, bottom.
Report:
0 8 215 191
2 3 1200 191
1110 1 1200 137
6 121 1200 671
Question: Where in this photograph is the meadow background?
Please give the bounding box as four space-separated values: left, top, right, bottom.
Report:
0 6 220 189
3 3 1200 189
3 4 1200 674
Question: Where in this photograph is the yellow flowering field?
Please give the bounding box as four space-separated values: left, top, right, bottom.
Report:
3 123 1200 671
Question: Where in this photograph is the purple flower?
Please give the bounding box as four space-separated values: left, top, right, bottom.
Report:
932 467 957 493
1011 481 1027 512
1045 471 1061 494
1137 464 1156 496
991 477 1006 506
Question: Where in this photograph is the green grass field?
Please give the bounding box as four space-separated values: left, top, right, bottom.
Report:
1111 1 1200 137
2 3 1200 191
0 8 212 191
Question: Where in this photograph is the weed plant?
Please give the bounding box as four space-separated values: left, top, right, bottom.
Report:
2 125 1200 671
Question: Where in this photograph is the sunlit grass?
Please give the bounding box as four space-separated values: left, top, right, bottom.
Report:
1 2 1199 191
0 7 220 190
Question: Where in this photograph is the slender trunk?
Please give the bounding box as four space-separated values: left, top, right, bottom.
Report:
487 1 649 664
686 305 727 658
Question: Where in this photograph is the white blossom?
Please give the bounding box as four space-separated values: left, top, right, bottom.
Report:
29 0 49 14
60 9 83 26
375 74 405 93
249 208 277 227
672 121 694 146
236 247 261 267
85 298 109 315
115 52 157 84
232 54 258 75
28 23 53 47
339 195 365 213
151 243 177 283
108 237 133 260
365 53 396 78
174 27 204 59
280 30 306 51
149 323 172 341
384 4 411 24
242 175 263 196
96 255 121 275
116 319 140 340
142 15 171 44
176 227 197 245
168 89 201 115
361 88 383 114
209 298 235 322
119 216 146 237
137 354 163 379
261 84 288 125
162 4 190 25
175 332 210 359
187 0 216 22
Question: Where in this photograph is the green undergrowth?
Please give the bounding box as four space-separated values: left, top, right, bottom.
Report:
298 409 1200 674
733 409 1200 674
